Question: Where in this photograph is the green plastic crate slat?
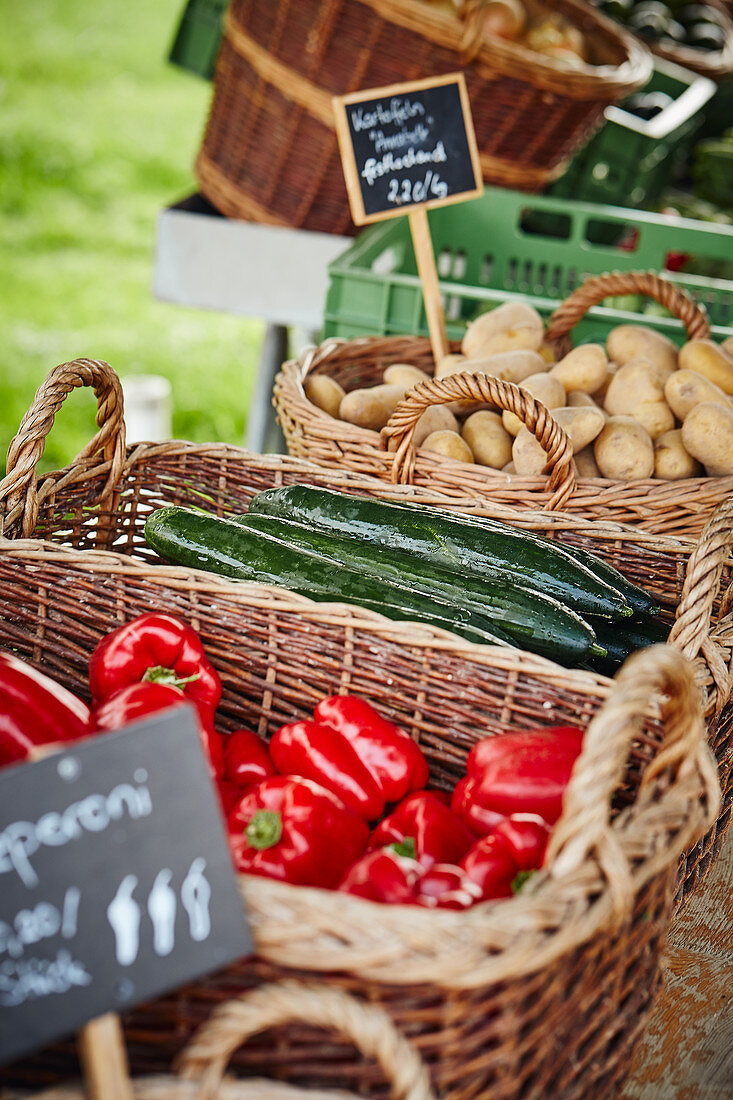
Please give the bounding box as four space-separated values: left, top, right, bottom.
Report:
323 185 733 345
548 60 716 210
169 0 228 80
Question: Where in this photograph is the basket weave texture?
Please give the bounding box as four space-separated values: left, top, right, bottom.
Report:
0 359 726 1097
195 0 651 233
274 270 733 539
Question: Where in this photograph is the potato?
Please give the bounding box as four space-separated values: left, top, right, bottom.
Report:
383 364 431 389
550 344 608 394
574 446 601 478
412 405 459 447
552 406 606 452
512 430 549 477
721 336 733 360
567 391 604 413
538 343 557 366
512 407 604 475
502 460 517 474
678 340 733 396
654 429 703 481
606 325 678 383
339 384 405 430
304 374 346 419
604 359 675 440
462 410 513 468
592 360 618 402
462 303 544 359
421 429 474 464
664 369 733 422
681 403 733 476
594 417 654 481
437 350 546 415
502 372 566 436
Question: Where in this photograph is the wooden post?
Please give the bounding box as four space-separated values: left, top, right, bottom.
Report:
78 1014 135 1100
408 208 450 366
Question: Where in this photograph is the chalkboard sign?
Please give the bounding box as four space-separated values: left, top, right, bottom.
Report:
0 707 252 1065
333 73 483 225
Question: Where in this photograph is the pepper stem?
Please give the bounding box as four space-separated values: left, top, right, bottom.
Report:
512 869 537 895
142 665 200 689
246 810 283 850
389 837 417 860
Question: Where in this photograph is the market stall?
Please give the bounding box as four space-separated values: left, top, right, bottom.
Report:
2 1 733 1096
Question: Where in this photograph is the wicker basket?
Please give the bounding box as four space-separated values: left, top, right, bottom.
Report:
0 358 724 1096
195 0 652 234
3 983 436 1098
274 270 733 539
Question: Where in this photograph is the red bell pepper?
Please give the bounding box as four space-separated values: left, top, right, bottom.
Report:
228 775 369 888
216 779 245 817
340 850 483 909
369 790 475 867
313 694 429 803
461 815 551 899
88 613 222 725
269 719 384 820
92 681 225 779
414 864 484 910
452 726 584 833
338 848 423 904
460 833 518 901
224 728 277 789
493 814 550 871
0 651 91 768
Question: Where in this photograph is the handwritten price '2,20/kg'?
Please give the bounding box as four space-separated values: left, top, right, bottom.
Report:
385 170 448 207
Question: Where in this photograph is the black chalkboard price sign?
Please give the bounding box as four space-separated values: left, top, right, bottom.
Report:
0 706 252 1071
333 73 483 225
333 74 483 364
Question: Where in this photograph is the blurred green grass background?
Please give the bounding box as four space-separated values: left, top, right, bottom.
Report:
0 0 263 476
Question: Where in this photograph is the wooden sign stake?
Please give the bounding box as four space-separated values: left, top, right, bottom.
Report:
408 208 450 365
78 1014 135 1100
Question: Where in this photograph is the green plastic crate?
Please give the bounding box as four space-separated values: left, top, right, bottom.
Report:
168 0 228 80
323 185 733 345
548 60 716 210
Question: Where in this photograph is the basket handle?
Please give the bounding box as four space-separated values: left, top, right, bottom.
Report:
0 358 126 539
380 371 576 510
545 645 720 925
177 981 435 1100
669 493 733 680
544 271 710 358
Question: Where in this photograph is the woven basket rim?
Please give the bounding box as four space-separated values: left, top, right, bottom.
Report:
233 0 653 97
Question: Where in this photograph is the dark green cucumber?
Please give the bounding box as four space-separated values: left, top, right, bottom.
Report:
554 542 662 617
145 507 604 666
246 485 632 620
145 507 515 651
585 615 670 676
230 511 603 663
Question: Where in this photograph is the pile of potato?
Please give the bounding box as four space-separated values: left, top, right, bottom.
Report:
304 301 733 481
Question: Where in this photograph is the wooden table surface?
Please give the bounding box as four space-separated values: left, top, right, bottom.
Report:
621 827 733 1098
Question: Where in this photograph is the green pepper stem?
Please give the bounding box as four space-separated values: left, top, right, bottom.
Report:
246 810 283 850
142 665 200 689
389 837 417 860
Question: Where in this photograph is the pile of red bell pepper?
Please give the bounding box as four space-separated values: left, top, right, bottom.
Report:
0 612 585 910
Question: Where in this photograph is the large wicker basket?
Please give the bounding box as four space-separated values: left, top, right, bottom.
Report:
195 0 651 233
0 358 723 1096
274 270 733 538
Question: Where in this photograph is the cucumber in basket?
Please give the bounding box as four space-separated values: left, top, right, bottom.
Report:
145 507 606 667
585 614 671 677
246 484 655 618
